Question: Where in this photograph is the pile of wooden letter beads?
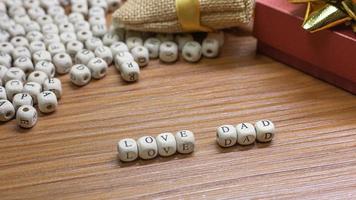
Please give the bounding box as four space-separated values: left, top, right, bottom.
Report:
0 0 224 129
216 120 275 147
117 130 195 162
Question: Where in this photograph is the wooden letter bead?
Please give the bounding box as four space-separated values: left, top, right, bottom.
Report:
37 91 57 113
66 40 84 58
85 37 103 52
47 42 66 57
236 123 256 145
16 105 37 128
43 34 60 46
33 50 52 64
95 46 113 65
202 38 220 58
102 32 119 46
29 41 46 53
110 42 129 56
216 125 237 147
4 67 26 83
87 57 108 79
58 22 75 33
5 80 23 101
53 53 73 75
159 42 178 63
70 64 91 86
126 37 143 51
0 99 15 121
60 32 77 44
144 38 161 59
117 138 138 162
114 52 134 71
91 24 107 38
76 30 93 43
137 136 158 160
12 93 33 110
75 49 95 65
175 130 195 154
255 120 275 142
35 61 55 78
23 82 42 104
120 61 140 82
156 133 177 157
12 47 31 60
27 71 48 85
0 86 6 99
0 51 12 68
0 65 7 83
131 46 149 67
14 56 34 74
0 42 14 54
43 78 62 99
182 41 202 63
175 34 194 51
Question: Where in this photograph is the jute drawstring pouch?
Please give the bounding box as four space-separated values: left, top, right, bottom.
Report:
112 0 254 33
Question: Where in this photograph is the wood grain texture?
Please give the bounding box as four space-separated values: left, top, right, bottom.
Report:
0 30 356 200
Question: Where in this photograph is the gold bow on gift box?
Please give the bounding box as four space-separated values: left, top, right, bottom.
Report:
289 0 356 32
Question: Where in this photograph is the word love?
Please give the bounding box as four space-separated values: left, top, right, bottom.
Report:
117 130 195 162
216 120 275 147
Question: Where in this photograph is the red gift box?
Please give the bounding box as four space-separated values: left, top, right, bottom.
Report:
253 0 356 94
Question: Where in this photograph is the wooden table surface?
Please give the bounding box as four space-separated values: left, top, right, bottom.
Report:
1 30 356 200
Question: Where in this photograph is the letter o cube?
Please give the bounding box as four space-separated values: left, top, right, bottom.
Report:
137 136 158 160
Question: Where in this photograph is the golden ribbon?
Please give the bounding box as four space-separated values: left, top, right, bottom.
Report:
289 0 356 33
176 0 213 32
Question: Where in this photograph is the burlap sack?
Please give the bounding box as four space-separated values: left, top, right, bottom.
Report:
112 0 254 33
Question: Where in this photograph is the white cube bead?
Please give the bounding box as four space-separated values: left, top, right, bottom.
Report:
68 12 85 24
28 7 46 20
102 32 119 46
0 30 10 42
131 46 149 67
156 132 177 157
14 14 31 25
75 20 91 32
47 5 65 16
0 86 6 99
0 65 8 82
37 91 57 113
5 80 23 101
23 0 40 9
26 31 44 42
89 6 105 17
182 41 202 63
75 49 95 65
41 24 59 35
23 21 41 32
87 57 107 79
8 24 26 37
47 42 66 57
159 42 178 63
236 123 256 145
33 50 52 64
91 24 107 38
36 15 53 26
0 52 12 68
60 32 77 44
0 42 14 54
137 136 158 160
175 34 194 51
126 37 143 51
35 60 55 78
156 33 174 42
71 3 88 16
202 38 220 58
4 67 26 83
207 32 225 47
144 38 160 59
216 125 237 147
90 0 108 11
77 30 93 42
27 71 48 85
255 120 275 142
175 130 195 154
120 61 140 82
23 82 42 104
43 34 61 46
110 41 129 56
114 52 134 71
89 16 106 25
85 37 103 51
12 93 33 110
53 15 69 26
10 36 29 48
94 46 113 65
14 56 34 74
117 138 138 162
29 41 46 53
66 40 84 58
43 78 62 99
12 47 31 60
58 22 75 33
16 105 38 128
0 99 15 121
70 64 91 86
53 53 73 75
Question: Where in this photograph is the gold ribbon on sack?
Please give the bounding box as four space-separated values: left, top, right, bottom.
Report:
289 0 356 32
176 0 213 32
